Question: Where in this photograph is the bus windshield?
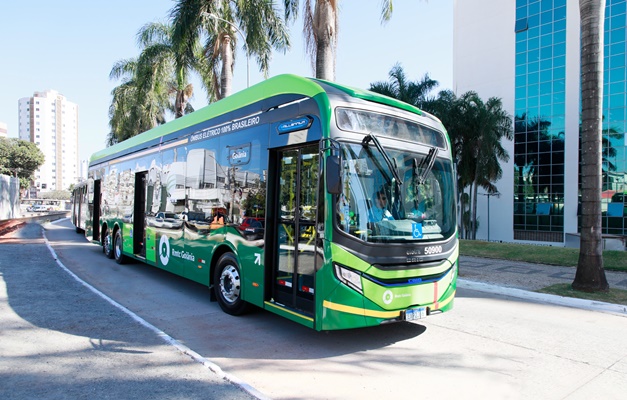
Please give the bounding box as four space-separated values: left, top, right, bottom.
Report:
337 141 456 243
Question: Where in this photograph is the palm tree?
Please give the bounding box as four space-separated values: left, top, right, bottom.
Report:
573 0 609 292
369 63 438 109
108 21 208 144
284 0 394 80
170 0 290 100
466 94 513 239
136 22 204 118
425 90 512 240
424 89 469 235
108 58 170 145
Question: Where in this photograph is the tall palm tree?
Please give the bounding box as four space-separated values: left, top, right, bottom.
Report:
170 0 290 100
573 0 609 292
108 21 208 144
136 22 204 118
284 0 394 81
108 58 170 145
369 63 438 109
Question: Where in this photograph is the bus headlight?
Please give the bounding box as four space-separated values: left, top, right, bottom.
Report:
334 264 363 294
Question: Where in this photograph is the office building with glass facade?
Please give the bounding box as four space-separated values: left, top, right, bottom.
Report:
454 0 627 244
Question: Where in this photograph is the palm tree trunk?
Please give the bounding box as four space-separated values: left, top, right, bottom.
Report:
220 35 234 99
175 90 185 118
573 0 609 292
314 0 336 80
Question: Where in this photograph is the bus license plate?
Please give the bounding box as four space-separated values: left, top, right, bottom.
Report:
405 307 426 321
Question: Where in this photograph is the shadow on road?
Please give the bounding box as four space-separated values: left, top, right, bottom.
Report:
4 221 428 364
1 237 164 347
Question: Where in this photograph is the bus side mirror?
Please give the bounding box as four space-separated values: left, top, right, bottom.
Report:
326 155 342 195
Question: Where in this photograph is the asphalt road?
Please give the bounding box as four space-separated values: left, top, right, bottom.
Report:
0 222 257 400
3 219 627 399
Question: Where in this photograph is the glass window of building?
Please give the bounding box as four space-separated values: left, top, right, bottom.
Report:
599 0 627 235
514 0 567 242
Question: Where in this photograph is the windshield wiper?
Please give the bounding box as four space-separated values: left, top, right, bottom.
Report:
414 146 438 185
362 134 403 186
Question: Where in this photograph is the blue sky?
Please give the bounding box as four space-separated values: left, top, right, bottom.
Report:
0 0 453 162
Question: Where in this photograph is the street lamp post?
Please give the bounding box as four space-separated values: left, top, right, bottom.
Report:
203 13 250 88
479 192 500 242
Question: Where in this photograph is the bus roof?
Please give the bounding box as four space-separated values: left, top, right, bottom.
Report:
90 74 427 164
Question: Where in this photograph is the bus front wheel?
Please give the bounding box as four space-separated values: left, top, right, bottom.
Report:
103 229 114 259
114 230 127 265
214 253 249 315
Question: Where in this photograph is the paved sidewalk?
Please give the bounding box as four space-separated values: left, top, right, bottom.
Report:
460 255 627 292
458 255 627 316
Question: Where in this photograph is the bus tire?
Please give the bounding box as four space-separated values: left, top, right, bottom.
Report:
103 228 114 259
214 253 249 315
114 230 127 265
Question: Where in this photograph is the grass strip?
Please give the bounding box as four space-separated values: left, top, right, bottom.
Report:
537 284 627 307
460 240 627 273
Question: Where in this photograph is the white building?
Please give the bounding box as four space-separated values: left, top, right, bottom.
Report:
18 90 79 192
0 122 7 138
454 0 627 244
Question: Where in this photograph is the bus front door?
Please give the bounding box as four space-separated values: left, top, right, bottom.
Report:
272 145 319 314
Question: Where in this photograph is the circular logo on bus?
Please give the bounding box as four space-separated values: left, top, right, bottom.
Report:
159 235 170 266
382 290 394 305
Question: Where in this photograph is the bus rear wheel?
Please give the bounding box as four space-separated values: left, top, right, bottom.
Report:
103 229 114 259
114 230 127 265
214 253 249 315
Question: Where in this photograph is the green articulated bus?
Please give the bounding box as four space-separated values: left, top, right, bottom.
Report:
72 74 458 331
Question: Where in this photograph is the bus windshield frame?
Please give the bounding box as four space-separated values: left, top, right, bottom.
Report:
336 140 456 243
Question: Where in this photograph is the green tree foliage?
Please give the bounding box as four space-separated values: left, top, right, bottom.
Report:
108 21 207 145
368 65 512 240
241 187 267 217
170 0 290 99
426 89 512 240
0 137 45 189
460 93 513 240
369 63 438 109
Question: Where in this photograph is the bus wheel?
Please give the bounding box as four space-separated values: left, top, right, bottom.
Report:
214 253 249 315
114 230 127 265
103 229 114 259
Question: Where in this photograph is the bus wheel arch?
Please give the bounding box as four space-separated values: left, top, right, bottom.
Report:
209 245 234 289
213 251 249 315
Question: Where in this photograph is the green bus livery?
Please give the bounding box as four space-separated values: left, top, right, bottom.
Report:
72 74 458 330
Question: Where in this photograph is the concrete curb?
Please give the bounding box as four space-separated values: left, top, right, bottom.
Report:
44 219 269 400
459 278 627 317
